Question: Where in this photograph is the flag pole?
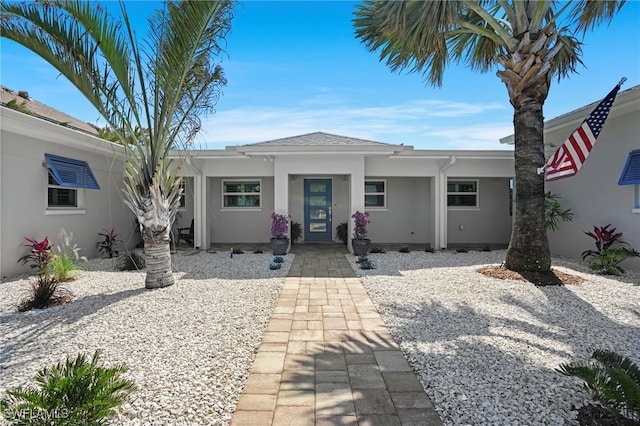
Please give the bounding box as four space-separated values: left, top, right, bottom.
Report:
537 77 627 176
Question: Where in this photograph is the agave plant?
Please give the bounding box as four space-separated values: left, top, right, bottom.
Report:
1 1 234 288
558 349 640 422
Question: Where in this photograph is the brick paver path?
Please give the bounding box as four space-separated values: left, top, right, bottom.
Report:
231 244 442 425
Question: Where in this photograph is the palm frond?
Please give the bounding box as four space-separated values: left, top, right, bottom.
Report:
558 349 640 421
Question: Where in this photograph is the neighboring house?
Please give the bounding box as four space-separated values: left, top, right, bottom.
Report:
178 132 514 252
1 87 516 277
1 88 136 278
501 84 640 271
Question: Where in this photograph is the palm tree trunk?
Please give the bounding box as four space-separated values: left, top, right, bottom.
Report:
144 238 175 289
504 100 551 273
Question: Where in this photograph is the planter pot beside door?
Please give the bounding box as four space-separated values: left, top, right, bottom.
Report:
352 239 370 256
271 238 289 255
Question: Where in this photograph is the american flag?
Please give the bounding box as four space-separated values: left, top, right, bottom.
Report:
544 82 623 181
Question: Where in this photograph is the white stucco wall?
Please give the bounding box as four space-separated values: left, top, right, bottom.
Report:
366 177 432 244
447 178 512 246
1 109 133 278
206 177 275 244
545 101 640 270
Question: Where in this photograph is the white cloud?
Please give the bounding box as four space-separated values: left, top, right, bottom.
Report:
197 99 511 150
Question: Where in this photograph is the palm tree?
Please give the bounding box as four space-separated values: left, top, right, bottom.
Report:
1 0 233 288
353 0 625 273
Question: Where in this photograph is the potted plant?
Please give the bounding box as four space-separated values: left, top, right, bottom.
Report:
291 221 302 245
270 212 290 255
336 222 348 246
351 211 371 256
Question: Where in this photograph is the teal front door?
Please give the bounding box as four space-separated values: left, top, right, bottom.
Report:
304 179 332 241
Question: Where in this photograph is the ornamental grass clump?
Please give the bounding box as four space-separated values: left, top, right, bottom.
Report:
352 211 370 240
271 212 290 239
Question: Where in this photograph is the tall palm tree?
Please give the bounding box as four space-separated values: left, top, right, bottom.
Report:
1 0 233 288
354 0 625 273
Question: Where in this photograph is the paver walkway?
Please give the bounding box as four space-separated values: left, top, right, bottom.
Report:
231 244 442 426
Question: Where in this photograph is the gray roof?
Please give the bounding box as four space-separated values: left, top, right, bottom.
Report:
0 86 99 135
243 132 401 147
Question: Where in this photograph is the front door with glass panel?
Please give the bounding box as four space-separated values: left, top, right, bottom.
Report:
304 179 332 241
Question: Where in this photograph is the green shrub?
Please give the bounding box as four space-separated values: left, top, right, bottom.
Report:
116 251 145 271
291 221 302 244
558 349 640 422
96 228 122 258
582 225 640 275
0 350 135 425
545 191 574 231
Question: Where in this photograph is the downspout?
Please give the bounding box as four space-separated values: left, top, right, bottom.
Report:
437 155 456 250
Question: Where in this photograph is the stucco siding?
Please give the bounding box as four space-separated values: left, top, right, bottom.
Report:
545 108 640 270
367 177 432 244
207 177 275 244
1 125 133 278
447 178 512 246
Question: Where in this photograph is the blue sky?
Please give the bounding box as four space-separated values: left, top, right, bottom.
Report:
1 1 639 150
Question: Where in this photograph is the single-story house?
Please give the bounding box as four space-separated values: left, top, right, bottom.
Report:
1 88 135 278
177 133 515 253
1 87 516 277
501 84 640 271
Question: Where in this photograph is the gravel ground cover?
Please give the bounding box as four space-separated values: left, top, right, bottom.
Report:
350 250 639 426
0 251 293 425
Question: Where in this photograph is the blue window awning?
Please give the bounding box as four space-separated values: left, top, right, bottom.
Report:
619 150 640 185
45 154 101 190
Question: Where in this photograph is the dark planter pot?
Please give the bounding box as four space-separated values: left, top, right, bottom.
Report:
271 238 289 255
352 238 371 256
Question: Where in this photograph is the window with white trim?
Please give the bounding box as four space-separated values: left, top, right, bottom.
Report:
365 180 386 208
48 172 78 207
447 180 478 208
45 154 99 210
222 180 261 208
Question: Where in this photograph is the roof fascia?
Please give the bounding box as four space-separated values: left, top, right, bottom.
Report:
399 150 514 160
500 86 640 145
233 145 409 156
1 106 124 158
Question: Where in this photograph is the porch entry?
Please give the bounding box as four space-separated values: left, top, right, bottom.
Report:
304 179 332 241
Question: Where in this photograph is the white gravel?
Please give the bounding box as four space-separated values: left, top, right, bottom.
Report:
350 250 640 426
0 250 293 426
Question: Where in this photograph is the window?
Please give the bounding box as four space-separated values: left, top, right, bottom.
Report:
45 154 99 210
619 150 640 213
222 180 261 208
448 180 478 208
48 173 78 207
365 180 386 208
